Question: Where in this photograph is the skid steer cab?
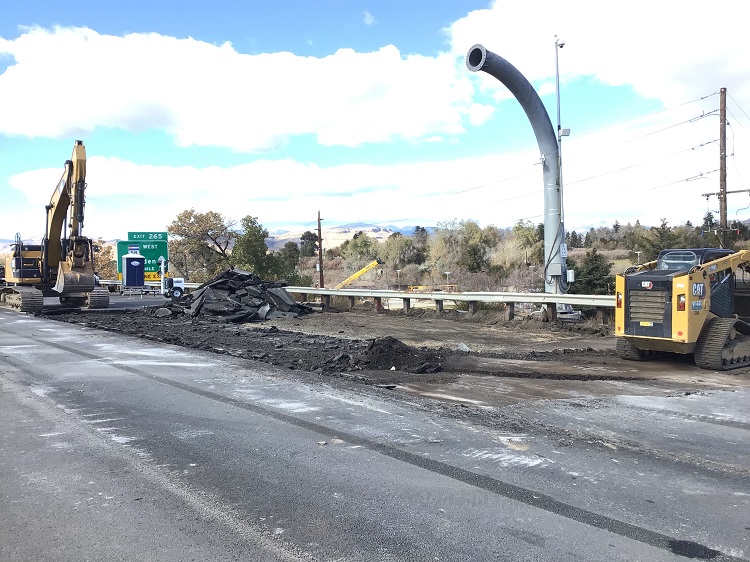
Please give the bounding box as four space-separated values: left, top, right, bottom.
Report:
162 277 185 299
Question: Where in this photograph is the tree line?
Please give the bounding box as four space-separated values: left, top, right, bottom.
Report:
134 209 748 296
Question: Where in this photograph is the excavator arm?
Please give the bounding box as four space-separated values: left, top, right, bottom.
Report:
335 259 382 289
46 140 95 294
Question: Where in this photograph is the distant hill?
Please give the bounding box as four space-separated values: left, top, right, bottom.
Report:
265 223 435 251
267 224 393 251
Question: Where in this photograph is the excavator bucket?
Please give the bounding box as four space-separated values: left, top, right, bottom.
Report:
53 260 95 294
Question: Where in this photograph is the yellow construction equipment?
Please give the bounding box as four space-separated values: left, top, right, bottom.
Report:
0 141 109 313
614 247 750 370
335 259 383 289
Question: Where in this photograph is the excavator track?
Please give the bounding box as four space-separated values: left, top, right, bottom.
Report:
694 317 750 370
85 287 110 309
0 286 45 314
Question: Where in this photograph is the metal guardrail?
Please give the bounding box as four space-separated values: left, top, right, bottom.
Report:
99 280 614 309
99 280 202 290
285 287 615 308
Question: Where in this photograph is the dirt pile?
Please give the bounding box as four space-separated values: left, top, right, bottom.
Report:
319 336 443 374
160 268 315 323
42 308 448 377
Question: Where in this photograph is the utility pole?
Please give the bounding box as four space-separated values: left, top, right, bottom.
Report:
701 87 733 247
317 210 324 288
719 87 728 248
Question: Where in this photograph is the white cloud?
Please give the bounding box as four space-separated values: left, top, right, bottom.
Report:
447 0 750 109
3 0 750 241
363 11 376 26
0 26 472 151
7 115 748 241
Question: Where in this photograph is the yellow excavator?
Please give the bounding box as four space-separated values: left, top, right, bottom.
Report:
0 140 109 313
335 259 383 289
614 247 750 370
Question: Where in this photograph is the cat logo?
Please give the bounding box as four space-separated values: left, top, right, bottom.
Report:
641 281 653 289
692 283 705 298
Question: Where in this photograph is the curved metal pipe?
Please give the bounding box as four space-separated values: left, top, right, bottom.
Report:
466 44 567 294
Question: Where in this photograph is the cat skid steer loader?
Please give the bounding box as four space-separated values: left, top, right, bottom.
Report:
615 248 750 370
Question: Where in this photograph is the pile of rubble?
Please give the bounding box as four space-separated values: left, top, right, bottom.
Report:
158 268 315 323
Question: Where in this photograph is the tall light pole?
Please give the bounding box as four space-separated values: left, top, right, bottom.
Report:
317 210 324 288
554 35 568 213
396 269 401 290
445 271 451 286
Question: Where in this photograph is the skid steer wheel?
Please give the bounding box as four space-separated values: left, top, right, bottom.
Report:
616 337 654 361
170 287 184 299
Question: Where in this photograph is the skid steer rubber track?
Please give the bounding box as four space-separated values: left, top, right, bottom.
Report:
615 337 654 361
694 317 750 370
0 286 45 313
85 287 110 309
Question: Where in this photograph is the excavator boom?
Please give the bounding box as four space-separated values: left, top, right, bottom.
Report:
1 140 108 313
335 259 382 289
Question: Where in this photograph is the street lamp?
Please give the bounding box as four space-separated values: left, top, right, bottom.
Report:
396 269 401 290
554 35 569 192
445 271 451 286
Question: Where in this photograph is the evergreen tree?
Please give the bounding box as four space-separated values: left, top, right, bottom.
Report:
569 248 615 295
231 216 272 276
299 231 319 257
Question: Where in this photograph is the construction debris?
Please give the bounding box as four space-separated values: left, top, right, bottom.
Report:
161 268 315 323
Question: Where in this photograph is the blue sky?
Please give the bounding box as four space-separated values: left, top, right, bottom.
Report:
1 0 749 241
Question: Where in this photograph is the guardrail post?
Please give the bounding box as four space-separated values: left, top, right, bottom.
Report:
597 307 611 325
468 301 478 314
507 302 515 320
435 300 443 313
348 296 356 309
374 297 383 312
323 295 330 311
403 298 411 313
299 293 308 302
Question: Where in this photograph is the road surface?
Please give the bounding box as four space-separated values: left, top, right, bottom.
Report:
1 310 748 561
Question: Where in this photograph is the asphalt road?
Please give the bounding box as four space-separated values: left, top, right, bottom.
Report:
1 310 748 561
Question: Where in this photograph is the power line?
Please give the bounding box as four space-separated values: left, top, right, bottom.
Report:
727 107 745 130
438 93 724 200
564 139 718 188
562 91 719 144
728 91 750 122
429 93 725 202
624 109 718 143
649 169 718 191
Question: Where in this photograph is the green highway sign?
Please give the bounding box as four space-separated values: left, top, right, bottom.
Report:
127 231 168 241
116 239 169 282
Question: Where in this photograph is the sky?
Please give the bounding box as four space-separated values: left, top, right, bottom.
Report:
1 0 749 243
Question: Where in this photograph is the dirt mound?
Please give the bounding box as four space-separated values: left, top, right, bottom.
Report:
359 336 443 373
